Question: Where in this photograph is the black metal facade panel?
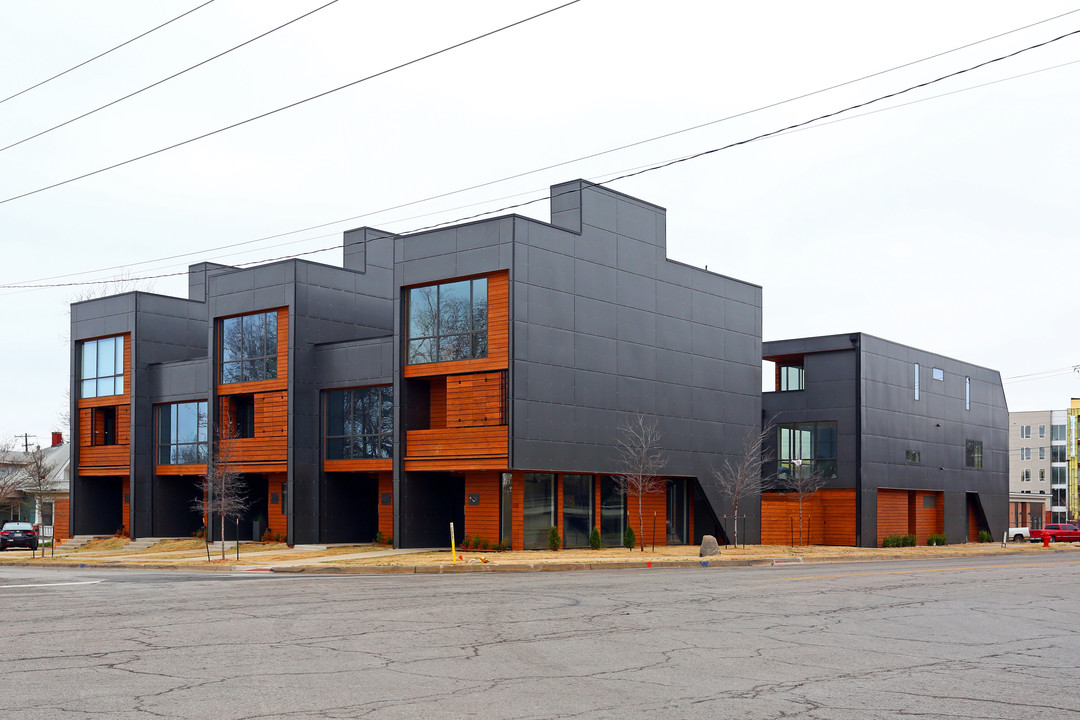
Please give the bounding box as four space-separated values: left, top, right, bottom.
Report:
148 359 209 401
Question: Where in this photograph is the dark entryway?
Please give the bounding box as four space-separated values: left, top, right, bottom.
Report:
73 475 123 535
152 475 203 537
322 473 379 543
399 472 464 548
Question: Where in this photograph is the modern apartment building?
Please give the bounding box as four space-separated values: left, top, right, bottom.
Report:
69 181 764 548
1008 410 1053 528
761 334 1009 547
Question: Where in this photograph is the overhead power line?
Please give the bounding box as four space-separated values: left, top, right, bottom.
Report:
0 1 216 106
0 0 583 207
0 0 341 155
3 6 1078 290
5 25 1080 292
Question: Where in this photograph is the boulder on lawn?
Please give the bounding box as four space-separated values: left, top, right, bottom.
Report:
699 535 720 557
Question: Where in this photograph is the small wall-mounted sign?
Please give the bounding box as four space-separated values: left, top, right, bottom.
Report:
271 493 279 504
468 493 480 505
381 493 392 506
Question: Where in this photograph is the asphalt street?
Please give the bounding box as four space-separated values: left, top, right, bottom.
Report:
2 555 1079 719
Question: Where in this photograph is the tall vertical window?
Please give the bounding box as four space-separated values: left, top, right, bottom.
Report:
914 363 920 400
1051 445 1067 463
1052 424 1066 441
80 336 124 398
1039 447 1046 460
779 365 804 391
778 422 838 480
666 478 688 545
407 277 488 364
1020 425 1031 439
1039 469 1046 482
325 386 393 460
1020 447 1031 460
220 311 278 384
1039 425 1046 438
965 440 983 468
1021 469 1031 482
500 473 513 549
91 407 117 446
562 474 593 549
965 376 970 410
600 476 626 547
157 401 208 464
523 472 555 550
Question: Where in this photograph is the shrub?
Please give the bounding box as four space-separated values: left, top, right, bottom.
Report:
274 532 282 542
494 539 508 552
902 534 916 547
882 534 902 548
927 533 948 546
548 526 561 551
374 530 386 545
193 527 206 539
589 526 602 550
481 538 490 551
623 525 635 550
261 528 273 542
978 530 994 543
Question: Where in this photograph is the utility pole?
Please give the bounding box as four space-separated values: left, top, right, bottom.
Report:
15 433 36 452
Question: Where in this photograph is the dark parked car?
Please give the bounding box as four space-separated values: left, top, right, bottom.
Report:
0 522 38 551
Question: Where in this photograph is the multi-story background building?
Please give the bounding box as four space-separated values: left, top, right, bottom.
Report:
1008 410 1052 528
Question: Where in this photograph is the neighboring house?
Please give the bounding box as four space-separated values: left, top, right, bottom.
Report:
1008 410 1058 528
761 334 1009 547
2 433 70 539
69 180 764 547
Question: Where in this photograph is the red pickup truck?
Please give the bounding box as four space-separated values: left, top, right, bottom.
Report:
1030 524 1080 543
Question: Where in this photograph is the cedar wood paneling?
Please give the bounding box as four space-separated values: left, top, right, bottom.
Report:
762 489 857 546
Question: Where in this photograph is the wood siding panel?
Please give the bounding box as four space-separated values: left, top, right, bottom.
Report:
464 471 500 546
447 372 505 427
378 472 393 541
626 491 667 548
405 426 507 461
155 464 208 476
404 271 509 378
761 490 856 546
876 489 910 546
122 477 131 535
54 497 70 540
324 459 392 473
266 472 287 540
913 491 944 545
429 378 447 429
220 390 288 469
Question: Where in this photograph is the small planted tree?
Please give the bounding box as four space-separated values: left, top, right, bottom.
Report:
710 425 775 547
613 414 668 553
192 423 248 560
780 462 828 546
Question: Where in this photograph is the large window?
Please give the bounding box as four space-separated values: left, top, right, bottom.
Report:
1051 445 1067 463
80 336 124 398
965 440 983 468
600 476 625 547
157 401 208 464
562 474 593 549
407 277 487 364
778 422 838 480
220 311 277 384
325 386 393 460
523 472 555 550
1052 424 1066 442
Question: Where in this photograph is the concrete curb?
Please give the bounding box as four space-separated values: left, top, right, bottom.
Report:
2 546 1071 575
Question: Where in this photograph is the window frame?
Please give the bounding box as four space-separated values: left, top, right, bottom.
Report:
965 439 983 469
156 401 208 465
406 277 488 365
777 421 838 480
324 385 394 461
219 310 278 385
80 335 125 399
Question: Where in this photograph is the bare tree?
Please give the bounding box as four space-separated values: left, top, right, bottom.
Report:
613 413 668 552
192 424 248 560
710 425 775 547
17 445 61 525
779 462 829 546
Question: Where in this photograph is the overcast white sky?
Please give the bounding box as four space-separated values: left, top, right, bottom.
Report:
2 0 1079 445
